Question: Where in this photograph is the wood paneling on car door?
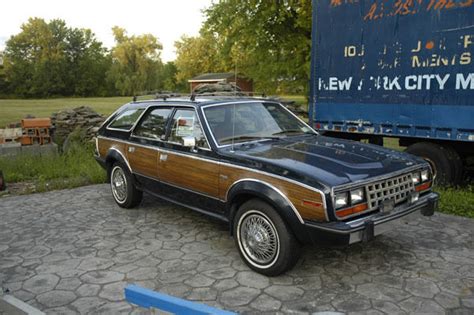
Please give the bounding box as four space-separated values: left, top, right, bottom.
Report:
127 145 158 178
158 151 219 198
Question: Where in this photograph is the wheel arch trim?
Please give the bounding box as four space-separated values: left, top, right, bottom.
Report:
106 147 132 173
226 178 304 224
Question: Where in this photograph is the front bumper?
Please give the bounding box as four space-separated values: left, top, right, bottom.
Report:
302 192 439 246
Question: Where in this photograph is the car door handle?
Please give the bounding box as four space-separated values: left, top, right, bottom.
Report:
160 154 168 162
128 146 135 153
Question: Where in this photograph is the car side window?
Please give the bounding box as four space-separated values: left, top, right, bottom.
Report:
169 109 209 149
133 108 172 140
108 108 144 130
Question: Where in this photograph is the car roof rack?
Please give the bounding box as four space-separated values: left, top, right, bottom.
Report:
133 91 269 103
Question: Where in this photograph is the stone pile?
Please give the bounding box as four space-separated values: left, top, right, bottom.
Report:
50 106 105 142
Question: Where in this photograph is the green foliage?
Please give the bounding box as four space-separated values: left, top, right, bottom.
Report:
174 34 225 87
158 61 186 92
435 186 474 218
3 18 111 97
2 19 179 98
0 65 8 97
0 142 106 191
107 27 163 96
197 0 312 94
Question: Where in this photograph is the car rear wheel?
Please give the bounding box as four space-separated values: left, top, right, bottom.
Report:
110 162 142 208
233 199 301 276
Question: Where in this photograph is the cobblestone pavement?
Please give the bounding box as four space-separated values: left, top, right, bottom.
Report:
0 184 473 314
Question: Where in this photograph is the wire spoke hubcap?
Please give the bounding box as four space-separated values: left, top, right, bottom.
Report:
111 167 127 202
240 213 278 265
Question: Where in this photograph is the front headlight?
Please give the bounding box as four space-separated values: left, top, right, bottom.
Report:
350 188 365 205
335 192 348 209
421 169 429 182
412 172 421 185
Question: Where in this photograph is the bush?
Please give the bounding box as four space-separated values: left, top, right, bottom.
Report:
435 186 474 218
0 141 106 192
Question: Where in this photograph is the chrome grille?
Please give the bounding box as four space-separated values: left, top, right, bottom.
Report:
366 173 415 209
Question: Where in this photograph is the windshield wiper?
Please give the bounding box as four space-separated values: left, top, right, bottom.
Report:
220 135 280 144
272 129 312 136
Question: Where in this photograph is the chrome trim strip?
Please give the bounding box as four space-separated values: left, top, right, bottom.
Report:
97 135 329 219
95 137 100 157
199 100 318 149
109 147 132 173
226 178 304 224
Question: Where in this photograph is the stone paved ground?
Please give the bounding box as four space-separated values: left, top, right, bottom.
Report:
0 184 473 314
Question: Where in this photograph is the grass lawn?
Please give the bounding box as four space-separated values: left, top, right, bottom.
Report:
0 143 106 194
0 97 132 127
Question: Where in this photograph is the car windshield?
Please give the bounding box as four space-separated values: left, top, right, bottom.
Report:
203 102 315 146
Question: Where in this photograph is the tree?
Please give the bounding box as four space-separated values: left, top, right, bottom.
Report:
0 65 8 97
202 0 312 94
65 28 112 96
174 34 225 87
107 27 163 96
157 61 185 92
3 18 110 97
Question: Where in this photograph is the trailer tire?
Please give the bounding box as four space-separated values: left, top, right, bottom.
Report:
445 146 463 186
405 142 453 186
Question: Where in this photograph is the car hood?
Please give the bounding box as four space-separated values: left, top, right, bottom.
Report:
221 135 425 188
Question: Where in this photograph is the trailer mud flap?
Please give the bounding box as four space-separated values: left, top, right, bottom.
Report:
362 220 375 242
421 195 438 216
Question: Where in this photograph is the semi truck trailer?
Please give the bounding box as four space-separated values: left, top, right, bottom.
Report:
309 0 473 185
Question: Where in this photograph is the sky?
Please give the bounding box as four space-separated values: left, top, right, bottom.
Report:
0 0 214 62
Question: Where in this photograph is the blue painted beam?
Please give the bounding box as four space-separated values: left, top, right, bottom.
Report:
125 284 237 315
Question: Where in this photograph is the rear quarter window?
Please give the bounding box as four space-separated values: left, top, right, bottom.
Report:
108 108 144 131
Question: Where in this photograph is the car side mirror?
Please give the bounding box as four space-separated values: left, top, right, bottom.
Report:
182 136 196 148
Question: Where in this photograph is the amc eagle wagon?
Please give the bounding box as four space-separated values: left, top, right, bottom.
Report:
95 96 438 276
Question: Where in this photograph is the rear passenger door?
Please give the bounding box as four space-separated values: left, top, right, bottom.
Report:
128 107 172 185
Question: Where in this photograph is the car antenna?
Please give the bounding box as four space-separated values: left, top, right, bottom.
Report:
190 93 196 102
132 95 137 102
231 103 236 152
234 65 237 96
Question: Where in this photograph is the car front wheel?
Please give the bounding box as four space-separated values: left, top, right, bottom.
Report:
233 199 301 276
110 162 142 208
